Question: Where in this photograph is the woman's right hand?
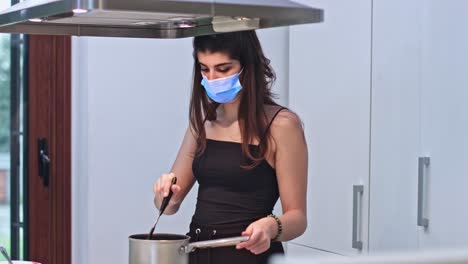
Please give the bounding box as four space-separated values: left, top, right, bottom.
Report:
153 172 182 214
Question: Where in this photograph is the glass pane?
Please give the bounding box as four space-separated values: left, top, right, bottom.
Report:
18 33 26 261
1 2 27 261
0 30 11 258
0 3 13 261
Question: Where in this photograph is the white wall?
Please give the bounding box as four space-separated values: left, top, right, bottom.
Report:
72 28 290 264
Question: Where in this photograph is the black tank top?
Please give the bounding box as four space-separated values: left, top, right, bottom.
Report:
191 107 286 225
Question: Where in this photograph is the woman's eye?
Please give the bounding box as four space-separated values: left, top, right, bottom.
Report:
218 68 230 73
201 68 209 72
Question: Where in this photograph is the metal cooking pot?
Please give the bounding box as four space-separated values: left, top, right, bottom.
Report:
129 233 249 264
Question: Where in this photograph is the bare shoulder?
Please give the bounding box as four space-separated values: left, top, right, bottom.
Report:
266 106 305 148
270 108 303 134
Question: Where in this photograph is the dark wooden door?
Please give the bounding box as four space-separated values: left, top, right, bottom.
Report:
28 35 71 264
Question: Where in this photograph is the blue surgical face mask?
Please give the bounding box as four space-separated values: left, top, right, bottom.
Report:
200 70 243 103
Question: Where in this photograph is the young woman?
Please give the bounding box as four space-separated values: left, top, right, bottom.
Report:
153 30 308 264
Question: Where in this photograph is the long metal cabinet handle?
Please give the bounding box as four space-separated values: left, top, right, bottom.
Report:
418 157 430 228
352 185 363 250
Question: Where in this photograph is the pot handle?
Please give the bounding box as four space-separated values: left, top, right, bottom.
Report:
183 236 249 253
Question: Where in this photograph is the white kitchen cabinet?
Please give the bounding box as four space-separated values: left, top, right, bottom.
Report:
288 0 372 255
369 0 468 253
418 0 468 249
368 0 422 252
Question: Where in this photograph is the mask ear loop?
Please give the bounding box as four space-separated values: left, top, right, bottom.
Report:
238 68 244 83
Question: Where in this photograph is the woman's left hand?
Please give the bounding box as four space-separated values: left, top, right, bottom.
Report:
236 216 279 255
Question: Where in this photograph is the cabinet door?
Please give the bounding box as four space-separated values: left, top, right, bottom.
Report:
368 0 422 253
289 0 371 255
419 0 468 249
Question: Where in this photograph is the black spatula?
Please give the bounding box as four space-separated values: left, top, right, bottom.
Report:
147 177 177 240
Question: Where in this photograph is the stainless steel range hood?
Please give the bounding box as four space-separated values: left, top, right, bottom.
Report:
0 0 323 38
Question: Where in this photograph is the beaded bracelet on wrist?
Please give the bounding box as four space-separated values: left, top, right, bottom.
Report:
268 214 283 241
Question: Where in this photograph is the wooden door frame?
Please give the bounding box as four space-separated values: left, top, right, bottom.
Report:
28 35 71 264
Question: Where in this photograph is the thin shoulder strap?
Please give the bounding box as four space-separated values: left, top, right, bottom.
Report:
259 106 287 144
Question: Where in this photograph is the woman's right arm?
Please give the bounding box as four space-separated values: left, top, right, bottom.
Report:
153 126 197 215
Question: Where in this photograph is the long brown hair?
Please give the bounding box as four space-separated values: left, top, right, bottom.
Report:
189 30 279 168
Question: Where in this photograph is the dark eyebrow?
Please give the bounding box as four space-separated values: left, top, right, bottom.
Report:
199 62 234 68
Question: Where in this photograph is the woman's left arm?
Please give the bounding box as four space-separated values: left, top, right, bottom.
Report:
237 110 308 254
